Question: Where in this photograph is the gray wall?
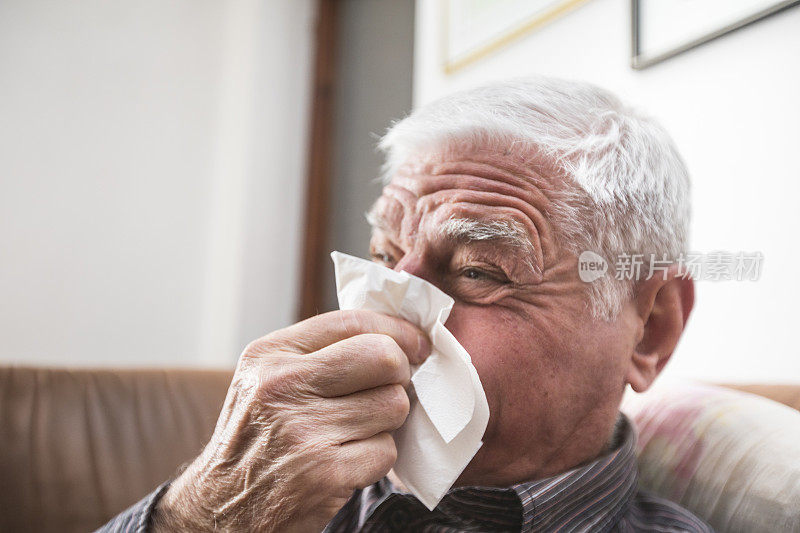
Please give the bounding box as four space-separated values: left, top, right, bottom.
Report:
322 0 415 311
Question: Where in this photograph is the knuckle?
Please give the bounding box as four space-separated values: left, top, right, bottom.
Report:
241 334 282 359
373 435 398 470
387 384 410 419
253 357 307 402
237 342 263 367
371 335 404 373
373 384 409 426
255 359 284 391
377 332 401 352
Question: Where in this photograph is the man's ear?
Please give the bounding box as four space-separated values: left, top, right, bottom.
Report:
625 265 695 393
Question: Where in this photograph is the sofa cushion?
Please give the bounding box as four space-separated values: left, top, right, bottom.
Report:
0 366 232 533
622 381 800 532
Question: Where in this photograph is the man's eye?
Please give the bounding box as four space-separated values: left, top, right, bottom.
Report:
458 266 511 285
463 268 487 280
371 251 394 265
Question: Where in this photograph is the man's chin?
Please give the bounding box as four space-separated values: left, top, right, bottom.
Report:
386 443 543 490
452 447 533 488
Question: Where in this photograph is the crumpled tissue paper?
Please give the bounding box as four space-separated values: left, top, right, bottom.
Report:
331 251 490 510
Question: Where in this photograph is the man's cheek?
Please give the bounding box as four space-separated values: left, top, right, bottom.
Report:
444 307 527 387
445 308 496 357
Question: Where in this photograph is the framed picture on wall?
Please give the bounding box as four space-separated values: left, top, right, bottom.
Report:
631 0 800 69
442 0 593 74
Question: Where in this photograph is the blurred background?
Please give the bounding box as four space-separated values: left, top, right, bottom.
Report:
1 0 798 384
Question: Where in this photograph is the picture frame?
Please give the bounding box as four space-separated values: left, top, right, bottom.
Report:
631 0 800 70
442 0 593 75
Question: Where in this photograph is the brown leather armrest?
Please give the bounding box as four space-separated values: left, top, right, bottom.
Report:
720 383 800 412
0 366 232 533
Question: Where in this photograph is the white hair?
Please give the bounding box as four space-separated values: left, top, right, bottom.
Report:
377 76 690 319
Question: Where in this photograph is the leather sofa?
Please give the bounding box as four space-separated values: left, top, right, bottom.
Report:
2 366 799 532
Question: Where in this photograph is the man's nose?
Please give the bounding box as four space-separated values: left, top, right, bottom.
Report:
395 252 459 328
394 253 435 283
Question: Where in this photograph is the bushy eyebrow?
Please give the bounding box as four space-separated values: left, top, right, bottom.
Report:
438 216 533 251
439 216 539 274
366 207 533 248
367 206 538 273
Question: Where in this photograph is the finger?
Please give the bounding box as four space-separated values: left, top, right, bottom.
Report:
299 333 411 397
311 384 410 442
335 432 397 490
272 309 431 365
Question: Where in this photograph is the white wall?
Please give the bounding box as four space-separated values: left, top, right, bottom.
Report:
415 0 800 383
0 0 315 368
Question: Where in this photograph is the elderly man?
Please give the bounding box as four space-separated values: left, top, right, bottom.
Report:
102 77 711 532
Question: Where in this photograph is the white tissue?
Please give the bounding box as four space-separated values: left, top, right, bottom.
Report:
331 251 490 510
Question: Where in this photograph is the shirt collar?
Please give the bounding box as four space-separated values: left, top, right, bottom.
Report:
511 413 638 532
356 413 638 533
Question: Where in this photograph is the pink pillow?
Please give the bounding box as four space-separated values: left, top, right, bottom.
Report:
622 382 800 532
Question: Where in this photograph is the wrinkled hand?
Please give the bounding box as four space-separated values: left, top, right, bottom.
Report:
152 310 431 532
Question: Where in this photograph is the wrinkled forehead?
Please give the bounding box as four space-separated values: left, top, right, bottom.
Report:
366 150 563 270
368 150 558 239
367 191 527 242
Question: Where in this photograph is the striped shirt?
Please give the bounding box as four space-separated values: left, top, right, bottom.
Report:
98 414 713 533
323 414 713 532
